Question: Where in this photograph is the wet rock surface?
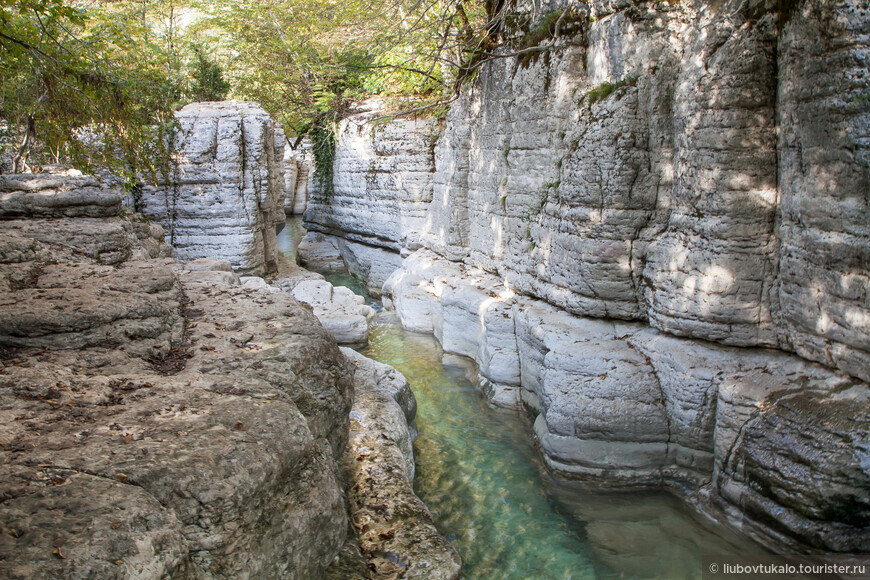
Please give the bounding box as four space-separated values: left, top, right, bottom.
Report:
0 175 354 578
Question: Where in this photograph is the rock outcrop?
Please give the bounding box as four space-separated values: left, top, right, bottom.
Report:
284 140 314 216
338 348 461 579
138 102 286 276
288 279 376 346
0 173 355 578
310 0 870 553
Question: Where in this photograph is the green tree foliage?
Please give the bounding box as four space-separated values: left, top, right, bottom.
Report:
189 45 230 101
0 0 231 182
194 0 512 195
0 0 568 183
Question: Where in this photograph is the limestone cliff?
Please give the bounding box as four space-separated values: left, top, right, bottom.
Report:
301 101 442 293
304 100 441 253
0 173 354 578
139 102 287 276
305 0 870 553
284 139 314 216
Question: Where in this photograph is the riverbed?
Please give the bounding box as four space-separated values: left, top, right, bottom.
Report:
278 218 766 579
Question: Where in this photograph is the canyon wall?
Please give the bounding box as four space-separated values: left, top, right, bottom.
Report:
284 139 314 215
301 101 441 292
312 0 870 553
304 101 441 253
139 102 286 276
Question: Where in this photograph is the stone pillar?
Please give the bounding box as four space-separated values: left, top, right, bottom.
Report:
140 101 286 276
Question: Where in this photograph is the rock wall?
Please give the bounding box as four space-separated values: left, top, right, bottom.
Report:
284 139 314 216
384 250 869 552
314 0 870 553
303 100 441 253
139 102 286 276
415 0 870 381
0 173 354 578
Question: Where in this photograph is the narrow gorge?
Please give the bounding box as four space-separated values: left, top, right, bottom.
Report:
301 0 870 557
0 0 867 578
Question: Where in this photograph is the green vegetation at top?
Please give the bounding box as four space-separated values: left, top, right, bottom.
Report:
0 1 590 182
0 0 230 185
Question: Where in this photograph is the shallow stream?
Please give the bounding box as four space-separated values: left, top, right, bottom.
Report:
278 218 766 579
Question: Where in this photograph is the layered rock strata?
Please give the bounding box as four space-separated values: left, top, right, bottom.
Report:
303 0 870 552
303 100 441 253
138 102 286 276
0 174 355 578
284 140 314 215
417 0 870 379
384 249 869 553
300 100 441 293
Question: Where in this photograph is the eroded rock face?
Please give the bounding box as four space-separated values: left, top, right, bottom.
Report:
0 173 171 267
138 101 286 276
338 348 461 580
776 0 870 383
284 140 314 215
314 0 870 382
0 175 354 578
260 0 869 555
303 100 441 254
383 249 870 551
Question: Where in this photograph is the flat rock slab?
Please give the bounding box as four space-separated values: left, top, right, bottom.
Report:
0 173 122 219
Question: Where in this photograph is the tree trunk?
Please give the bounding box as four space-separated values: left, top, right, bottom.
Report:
12 114 36 173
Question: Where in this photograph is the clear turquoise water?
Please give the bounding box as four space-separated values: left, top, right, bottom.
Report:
280 218 766 580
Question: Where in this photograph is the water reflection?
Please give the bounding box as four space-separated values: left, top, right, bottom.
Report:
276 216 307 264
361 318 766 580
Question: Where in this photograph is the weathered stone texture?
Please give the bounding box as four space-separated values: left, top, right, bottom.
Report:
338 348 461 579
0 173 171 266
776 0 870 382
138 102 286 276
407 0 869 377
0 175 355 578
0 171 122 219
290 0 870 553
384 248 870 551
303 100 441 253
